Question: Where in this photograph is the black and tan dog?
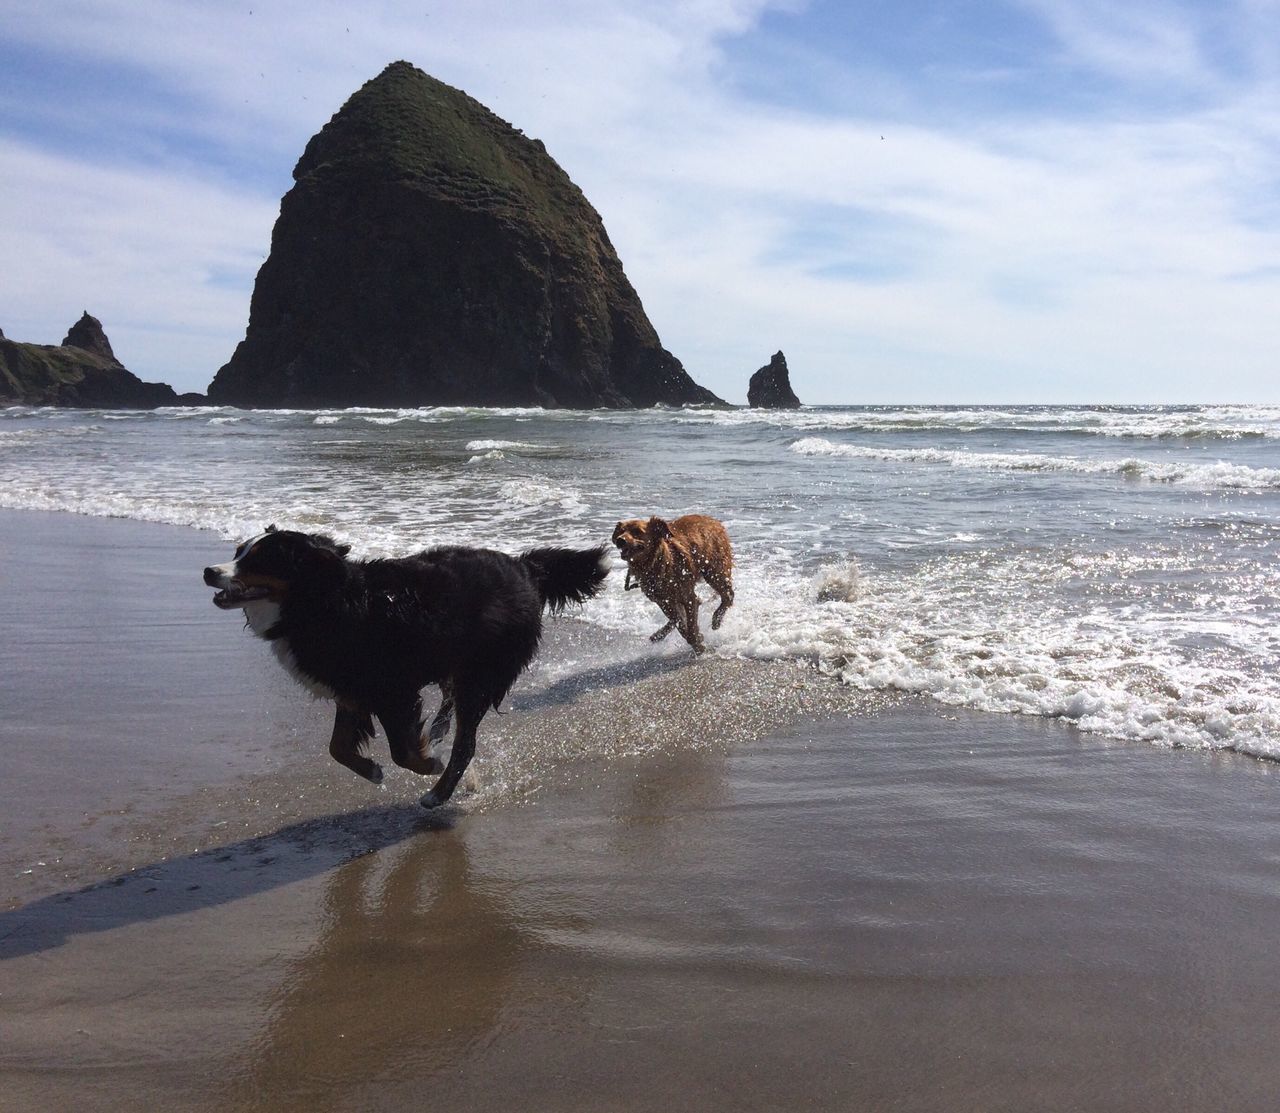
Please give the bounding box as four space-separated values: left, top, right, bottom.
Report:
611 514 734 653
204 526 609 808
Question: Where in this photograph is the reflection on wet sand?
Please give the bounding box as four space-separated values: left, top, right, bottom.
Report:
230 824 582 1110
0 805 429 959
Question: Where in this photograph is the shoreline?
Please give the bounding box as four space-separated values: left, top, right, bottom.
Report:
3 508 1280 1111
0 508 891 907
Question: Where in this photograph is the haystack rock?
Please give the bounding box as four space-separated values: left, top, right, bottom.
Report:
207 61 723 409
747 351 801 409
0 313 179 407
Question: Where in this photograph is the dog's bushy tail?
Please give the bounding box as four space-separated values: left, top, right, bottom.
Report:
520 544 611 613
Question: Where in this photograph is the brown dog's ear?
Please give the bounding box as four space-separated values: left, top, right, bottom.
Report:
647 516 671 540
612 521 625 543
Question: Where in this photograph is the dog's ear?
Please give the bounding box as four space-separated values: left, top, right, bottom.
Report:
612 521 625 543
308 534 351 562
282 532 348 573
265 523 278 534
310 532 351 558
647 516 671 540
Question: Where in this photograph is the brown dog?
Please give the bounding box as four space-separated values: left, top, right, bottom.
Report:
612 514 734 653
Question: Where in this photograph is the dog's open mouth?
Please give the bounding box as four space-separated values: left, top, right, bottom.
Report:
211 582 275 609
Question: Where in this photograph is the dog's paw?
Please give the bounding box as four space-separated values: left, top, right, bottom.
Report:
364 763 385 785
422 755 445 775
419 788 443 810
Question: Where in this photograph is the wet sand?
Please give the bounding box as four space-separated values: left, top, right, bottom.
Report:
3 510 1280 1111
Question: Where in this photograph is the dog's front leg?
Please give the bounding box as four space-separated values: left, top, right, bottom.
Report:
649 618 676 642
675 597 705 654
650 592 687 642
328 705 383 784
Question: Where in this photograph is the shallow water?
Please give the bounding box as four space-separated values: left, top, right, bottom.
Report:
2 402 1279 758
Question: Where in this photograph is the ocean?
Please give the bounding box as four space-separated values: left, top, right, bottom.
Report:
3 401 1277 763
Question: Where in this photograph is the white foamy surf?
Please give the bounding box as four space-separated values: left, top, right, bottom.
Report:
790 437 1280 490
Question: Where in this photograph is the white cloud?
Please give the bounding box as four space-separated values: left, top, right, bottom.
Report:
1013 0 1214 85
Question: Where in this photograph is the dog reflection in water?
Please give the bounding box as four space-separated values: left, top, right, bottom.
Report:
611 514 734 654
204 526 609 808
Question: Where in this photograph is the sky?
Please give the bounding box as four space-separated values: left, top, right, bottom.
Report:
2 0 1278 403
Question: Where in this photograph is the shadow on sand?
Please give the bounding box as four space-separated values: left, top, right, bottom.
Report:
0 803 450 960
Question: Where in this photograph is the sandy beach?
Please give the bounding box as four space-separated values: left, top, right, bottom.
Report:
3 509 1280 1111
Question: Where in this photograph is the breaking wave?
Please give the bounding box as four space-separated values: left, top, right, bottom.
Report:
790 437 1280 490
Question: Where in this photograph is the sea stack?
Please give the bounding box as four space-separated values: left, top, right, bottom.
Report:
747 351 801 409
62 311 117 361
207 61 722 409
0 314 180 407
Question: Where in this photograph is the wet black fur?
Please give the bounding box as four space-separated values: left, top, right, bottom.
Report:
210 528 609 807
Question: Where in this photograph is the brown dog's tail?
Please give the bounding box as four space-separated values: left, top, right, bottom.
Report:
519 544 611 613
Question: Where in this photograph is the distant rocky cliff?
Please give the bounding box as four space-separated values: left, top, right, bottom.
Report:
747 351 800 409
208 61 722 409
0 313 184 408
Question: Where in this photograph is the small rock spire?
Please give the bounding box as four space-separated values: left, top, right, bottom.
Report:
61 312 118 362
747 350 801 408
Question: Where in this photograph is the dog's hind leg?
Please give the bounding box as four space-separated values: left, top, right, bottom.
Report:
419 688 488 809
328 706 384 784
427 681 455 744
703 567 735 630
378 696 446 778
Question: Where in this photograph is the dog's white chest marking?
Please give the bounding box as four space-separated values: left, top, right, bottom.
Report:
243 600 336 701
242 599 281 638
